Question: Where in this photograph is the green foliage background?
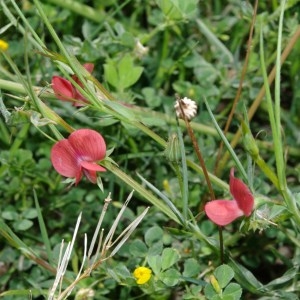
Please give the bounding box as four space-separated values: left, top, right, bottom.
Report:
0 0 300 299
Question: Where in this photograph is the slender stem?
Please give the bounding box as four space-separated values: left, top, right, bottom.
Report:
218 25 300 170
214 0 258 176
10 0 45 49
259 3 300 226
1 0 43 50
103 161 180 223
46 0 109 24
255 155 280 190
218 228 224 263
133 121 167 148
177 99 224 263
258 24 282 191
178 100 215 200
196 19 233 64
204 98 247 181
176 122 189 222
274 0 287 190
3 76 300 159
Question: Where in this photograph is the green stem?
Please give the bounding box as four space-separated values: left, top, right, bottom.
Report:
282 189 300 226
274 0 287 190
10 123 30 154
45 0 109 24
177 123 188 222
2 78 300 157
177 98 224 263
186 160 229 191
10 0 45 49
1 0 43 50
204 97 248 182
259 4 300 227
133 121 167 148
178 99 215 200
103 161 180 224
196 19 233 64
255 155 279 190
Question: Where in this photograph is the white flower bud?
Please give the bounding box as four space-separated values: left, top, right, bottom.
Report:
134 39 149 58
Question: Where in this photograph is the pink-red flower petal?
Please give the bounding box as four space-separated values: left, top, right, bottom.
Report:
68 129 106 162
83 63 94 73
52 63 94 106
51 139 80 178
80 161 106 172
51 129 107 185
83 169 97 184
52 76 74 101
204 199 244 226
229 168 254 216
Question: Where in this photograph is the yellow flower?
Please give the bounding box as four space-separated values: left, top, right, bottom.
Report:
133 266 152 284
0 39 9 51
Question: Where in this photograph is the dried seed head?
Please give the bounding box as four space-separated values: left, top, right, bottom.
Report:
174 97 197 121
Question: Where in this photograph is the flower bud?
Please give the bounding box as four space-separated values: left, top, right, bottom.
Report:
164 133 181 163
75 288 95 299
242 121 259 158
210 275 221 294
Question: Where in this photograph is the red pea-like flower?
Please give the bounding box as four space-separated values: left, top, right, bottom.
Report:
204 168 254 226
51 129 106 185
52 63 94 107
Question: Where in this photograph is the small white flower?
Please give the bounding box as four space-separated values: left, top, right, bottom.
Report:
134 39 149 58
174 97 198 121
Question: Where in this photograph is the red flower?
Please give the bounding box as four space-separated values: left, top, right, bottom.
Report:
51 129 106 185
52 63 94 107
204 168 254 226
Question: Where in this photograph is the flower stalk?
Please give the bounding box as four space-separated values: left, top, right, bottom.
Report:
175 96 224 263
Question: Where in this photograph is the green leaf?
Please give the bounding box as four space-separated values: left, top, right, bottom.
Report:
113 264 132 279
223 283 242 300
155 0 182 20
172 0 198 18
204 283 219 300
104 54 143 91
183 286 204 299
161 248 180 270
118 54 143 89
148 241 163 256
160 268 180 286
13 219 33 231
145 226 164 246
104 60 119 89
229 259 265 294
0 289 41 297
142 87 161 108
156 0 198 20
21 208 37 219
183 258 201 277
2 210 18 221
214 264 234 289
129 239 148 257
264 266 298 290
147 255 162 275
